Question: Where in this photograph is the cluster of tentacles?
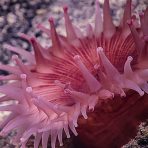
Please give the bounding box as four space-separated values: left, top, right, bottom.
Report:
0 0 148 148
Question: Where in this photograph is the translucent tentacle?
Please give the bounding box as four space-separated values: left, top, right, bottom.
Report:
103 0 115 39
94 0 103 38
34 133 42 148
42 132 50 148
63 6 77 41
74 55 101 93
121 0 132 38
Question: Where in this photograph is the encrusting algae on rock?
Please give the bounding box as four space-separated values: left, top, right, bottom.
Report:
0 0 148 148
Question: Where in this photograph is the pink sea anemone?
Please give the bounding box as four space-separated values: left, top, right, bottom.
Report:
0 0 148 148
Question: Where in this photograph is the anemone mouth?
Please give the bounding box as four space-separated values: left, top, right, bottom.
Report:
0 0 148 148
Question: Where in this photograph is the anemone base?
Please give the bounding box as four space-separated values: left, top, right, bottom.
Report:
77 91 148 148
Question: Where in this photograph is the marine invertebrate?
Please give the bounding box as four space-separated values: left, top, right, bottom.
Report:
0 0 148 148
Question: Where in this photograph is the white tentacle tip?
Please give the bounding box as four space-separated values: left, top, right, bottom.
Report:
74 122 78 127
73 55 80 61
26 87 33 92
12 55 19 61
54 80 60 84
97 47 104 53
64 89 71 94
82 112 88 119
60 143 64 146
127 56 133 62
84 116 88 119
139 91 144 96
20 138 25 143
94 64 100 69
120 92 126 97
20 74 27 79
